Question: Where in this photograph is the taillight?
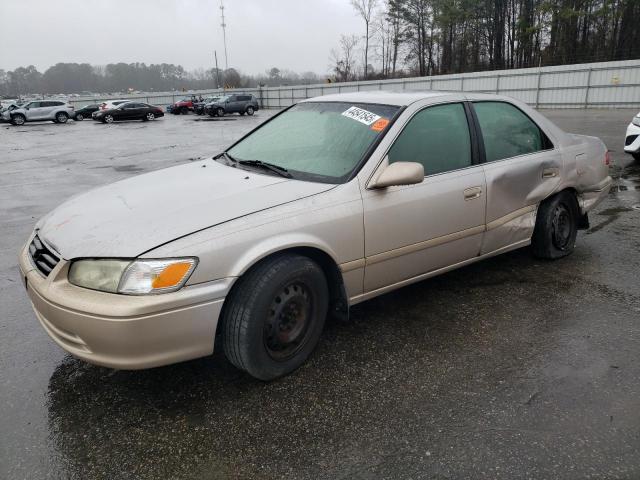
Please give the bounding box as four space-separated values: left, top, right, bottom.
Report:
604 150 611 166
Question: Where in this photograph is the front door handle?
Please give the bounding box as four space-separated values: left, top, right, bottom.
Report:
542 167 559 179
464 186 483 201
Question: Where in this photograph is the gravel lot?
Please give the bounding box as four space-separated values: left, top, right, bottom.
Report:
1 108 639 479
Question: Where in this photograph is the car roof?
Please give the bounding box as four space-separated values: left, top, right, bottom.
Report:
300 90 508 107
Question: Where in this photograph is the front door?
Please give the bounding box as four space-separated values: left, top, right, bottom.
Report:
361 102 487 293
25 102 45 120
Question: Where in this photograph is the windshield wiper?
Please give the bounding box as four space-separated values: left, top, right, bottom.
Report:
237 159 292 178
217 152 292 178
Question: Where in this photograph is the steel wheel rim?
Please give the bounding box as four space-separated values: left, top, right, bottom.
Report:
551 204 572 250
264 282 313 361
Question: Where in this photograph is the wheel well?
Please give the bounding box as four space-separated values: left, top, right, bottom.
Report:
218 247 349 338
543 187 587 228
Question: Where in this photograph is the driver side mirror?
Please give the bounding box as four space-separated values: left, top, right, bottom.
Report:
369 160 424 189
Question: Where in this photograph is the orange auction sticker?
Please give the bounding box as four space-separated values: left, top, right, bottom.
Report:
371 118 389 132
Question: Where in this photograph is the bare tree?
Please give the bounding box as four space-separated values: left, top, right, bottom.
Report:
329 34 360 82
350 0 378 79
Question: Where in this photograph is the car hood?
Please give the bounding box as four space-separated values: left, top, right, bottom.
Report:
36 160 334 259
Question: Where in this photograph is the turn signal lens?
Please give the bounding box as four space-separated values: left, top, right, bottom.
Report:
152 262 193 289
119 258 197 295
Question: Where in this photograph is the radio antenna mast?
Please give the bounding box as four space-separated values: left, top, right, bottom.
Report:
220 0 229 70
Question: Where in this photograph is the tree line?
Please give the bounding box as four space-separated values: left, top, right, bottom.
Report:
0 62 323 98
334 0 640 81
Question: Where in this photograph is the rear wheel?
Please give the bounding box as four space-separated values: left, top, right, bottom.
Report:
181 107 188 115
145 112 155 121
246 106 255 116
222 254 329 381
55 112 68 124
11 114 25 126
531 191 579 259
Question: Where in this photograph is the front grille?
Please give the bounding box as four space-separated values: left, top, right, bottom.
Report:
625 134 638 146
29 235 60 277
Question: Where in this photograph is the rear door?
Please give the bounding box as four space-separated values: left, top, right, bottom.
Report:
361 102 487 292
471 101 561 254
121 103 142 120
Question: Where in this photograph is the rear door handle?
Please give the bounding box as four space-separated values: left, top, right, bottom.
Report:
464 186 483 201
542 168 559 178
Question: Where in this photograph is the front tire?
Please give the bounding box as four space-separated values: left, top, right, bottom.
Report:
11 114 26 126
216 107 225 117
531 191 579 259
222 254 329 381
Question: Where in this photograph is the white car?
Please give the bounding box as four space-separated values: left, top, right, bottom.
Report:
98 100 128 111
624 112 640 160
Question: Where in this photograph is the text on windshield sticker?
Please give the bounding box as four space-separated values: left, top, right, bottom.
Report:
341 106 381 126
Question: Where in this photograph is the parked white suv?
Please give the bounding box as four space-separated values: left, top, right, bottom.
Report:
624 112 640 160
2 100 75 126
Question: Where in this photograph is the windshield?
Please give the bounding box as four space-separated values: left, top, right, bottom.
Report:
225 102 399 183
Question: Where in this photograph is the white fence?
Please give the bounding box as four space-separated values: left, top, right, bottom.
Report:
69 59 640 110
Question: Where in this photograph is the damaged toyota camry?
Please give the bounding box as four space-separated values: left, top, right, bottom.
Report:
19 92 612 380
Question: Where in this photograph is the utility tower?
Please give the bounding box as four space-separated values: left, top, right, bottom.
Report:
220 0 229 70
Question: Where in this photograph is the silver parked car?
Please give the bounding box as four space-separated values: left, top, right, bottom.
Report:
19 92 611 380
205 94 259 117
2 99 75 125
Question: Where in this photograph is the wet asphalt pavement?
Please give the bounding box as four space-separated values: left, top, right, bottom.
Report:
1 109 639 479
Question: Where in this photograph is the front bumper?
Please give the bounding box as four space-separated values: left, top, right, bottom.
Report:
18 240 231 369
624 122 640 153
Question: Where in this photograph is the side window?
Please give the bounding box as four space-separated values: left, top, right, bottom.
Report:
28 102 41 108
474 101 550 162
388 103 472 176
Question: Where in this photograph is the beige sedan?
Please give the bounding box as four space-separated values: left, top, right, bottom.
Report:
19 92 611 380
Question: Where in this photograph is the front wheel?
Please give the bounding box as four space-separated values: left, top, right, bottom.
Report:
216 107 225 117
531 191 579 259
11 114 26 126
75 113 84 121
222 254 329 381
103 114 114 124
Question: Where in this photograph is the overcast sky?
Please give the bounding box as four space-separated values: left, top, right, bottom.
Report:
0 0 363 75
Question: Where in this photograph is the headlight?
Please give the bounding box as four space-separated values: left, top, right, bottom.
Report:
69 258 197 295
633 117 640 127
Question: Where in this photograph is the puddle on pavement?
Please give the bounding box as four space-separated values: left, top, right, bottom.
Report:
611 161 640 193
